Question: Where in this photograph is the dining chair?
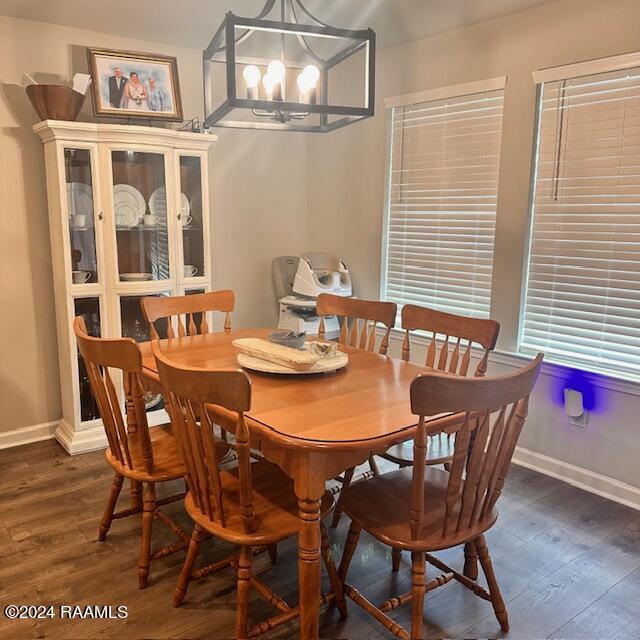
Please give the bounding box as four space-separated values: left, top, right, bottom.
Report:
316 293 397 527
381 304 500 575
142 289 236 442
73 316 189 589
338 354 543 639
153 341 346 638
317 293 397 355
141 289 235 339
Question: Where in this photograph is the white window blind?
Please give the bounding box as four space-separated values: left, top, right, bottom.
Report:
381 82 505 318
521 61 640 379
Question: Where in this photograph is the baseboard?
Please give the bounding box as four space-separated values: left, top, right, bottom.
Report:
513 446 640 511
55 419 107 455
0 421 58 450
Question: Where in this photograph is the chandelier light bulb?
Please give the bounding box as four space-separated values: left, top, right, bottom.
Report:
267 59 286 83
263 72 275 92
262 72 282 100
301 64 320 86
297 64 319 104
242 65 261 88
297 72 311 93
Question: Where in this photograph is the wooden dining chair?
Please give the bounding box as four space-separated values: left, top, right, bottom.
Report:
316 293 397 527
141 289 235 339
73 316 189 589
381 304 500 575
317 293 397 355
142 289 237 442
338 354 543 640
153 342 347 638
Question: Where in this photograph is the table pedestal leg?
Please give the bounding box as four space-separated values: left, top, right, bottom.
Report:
297 495 321 640
295 462 326 640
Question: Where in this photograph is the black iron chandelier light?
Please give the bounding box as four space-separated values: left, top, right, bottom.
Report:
203 0 376 132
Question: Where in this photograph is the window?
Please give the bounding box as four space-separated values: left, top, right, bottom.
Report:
381 77 506 318
521 53 640 379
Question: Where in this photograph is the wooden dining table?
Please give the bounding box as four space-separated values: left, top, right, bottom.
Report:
140 328 455 640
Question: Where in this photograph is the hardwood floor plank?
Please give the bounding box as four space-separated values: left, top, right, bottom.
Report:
1 440 639 640
462 527 640 639
550 566 640 639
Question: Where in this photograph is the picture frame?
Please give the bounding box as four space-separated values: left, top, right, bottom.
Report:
87 47 183 122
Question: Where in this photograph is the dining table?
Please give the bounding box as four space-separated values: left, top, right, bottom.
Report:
140 327 457 640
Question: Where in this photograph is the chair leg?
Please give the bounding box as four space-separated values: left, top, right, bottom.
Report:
268 543 278 566
368 454 381 477
98 473 124 541
463 541 478 580
130 479 142 511
475 535 509 632
235 546 252 640
138 482 156 589
338 520 362 582
410 551 426 640
331 467 355 528
392 547 402 572
320 522 347 620
174 524 204 607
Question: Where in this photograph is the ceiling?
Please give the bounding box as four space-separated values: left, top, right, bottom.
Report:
0 0 556 49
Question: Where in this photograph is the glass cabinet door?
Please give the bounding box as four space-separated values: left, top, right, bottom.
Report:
111 151 170 283
120 293 171 414
65 149 99 284
179 156 205 280
74 297 101 422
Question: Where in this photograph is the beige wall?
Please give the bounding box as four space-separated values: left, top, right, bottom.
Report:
0 15 308 433
305 0 640 491
307 0 640 349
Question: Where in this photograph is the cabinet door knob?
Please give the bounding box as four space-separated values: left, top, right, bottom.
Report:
98 211 104 221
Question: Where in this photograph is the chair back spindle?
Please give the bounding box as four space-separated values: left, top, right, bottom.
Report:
401 305 500 377
317 293 397 355
73 316 153 474
142 290 235 339
409 354 543 542
152 342 254 532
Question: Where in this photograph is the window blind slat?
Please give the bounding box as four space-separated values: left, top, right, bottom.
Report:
382 87 503 318
521 63 640 378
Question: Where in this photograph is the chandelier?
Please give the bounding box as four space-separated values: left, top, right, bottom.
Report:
203 0 376 132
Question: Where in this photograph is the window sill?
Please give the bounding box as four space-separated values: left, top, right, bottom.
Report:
384 327 640 397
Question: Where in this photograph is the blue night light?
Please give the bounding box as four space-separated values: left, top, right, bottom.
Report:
554 368 598 412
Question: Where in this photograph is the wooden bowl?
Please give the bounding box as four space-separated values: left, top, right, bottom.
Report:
26 84 85 121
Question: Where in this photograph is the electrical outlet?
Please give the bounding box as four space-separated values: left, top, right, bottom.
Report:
564 388 587 427
570 412 588 428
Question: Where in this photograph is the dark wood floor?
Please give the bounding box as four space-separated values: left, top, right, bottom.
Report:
1 439 639 639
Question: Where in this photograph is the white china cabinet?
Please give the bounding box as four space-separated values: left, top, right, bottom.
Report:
35 120 216 454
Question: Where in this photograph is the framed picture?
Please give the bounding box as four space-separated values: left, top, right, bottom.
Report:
87 47 183 122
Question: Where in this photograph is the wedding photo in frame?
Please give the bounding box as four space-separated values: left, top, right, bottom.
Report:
87 47 183 121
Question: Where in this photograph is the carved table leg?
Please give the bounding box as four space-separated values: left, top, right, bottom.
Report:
297 495 322 640
295 467 326 640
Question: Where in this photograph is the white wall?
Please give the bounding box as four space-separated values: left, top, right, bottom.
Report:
305 0 640 498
